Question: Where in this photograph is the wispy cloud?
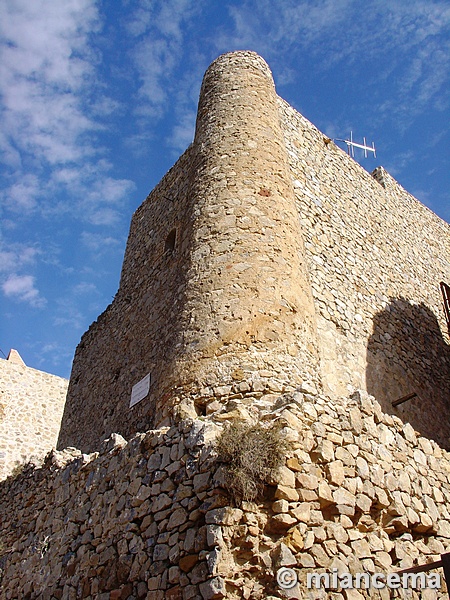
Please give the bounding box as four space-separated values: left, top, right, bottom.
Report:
2 274 46 308
72 282 98 295
3 175 41 212
0 243 45 307
53 296 92 329
0 0 99 167
125 0 204 146
0 0 141 342
132 38 178 117
48 164 136 224
214 0 352 61
215 0 450 130
166 108 197 153
0 244 40 273
80 231 122 255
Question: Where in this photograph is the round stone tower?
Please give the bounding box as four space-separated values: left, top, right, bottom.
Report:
165 51 320 417
59 51 321 452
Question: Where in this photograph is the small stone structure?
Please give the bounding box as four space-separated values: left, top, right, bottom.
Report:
0 349 68 480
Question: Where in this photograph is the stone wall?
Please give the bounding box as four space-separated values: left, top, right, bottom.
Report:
58 147 198 453
0 349 68 480
1 418 222 600
2 388 450 599
279 98 450 447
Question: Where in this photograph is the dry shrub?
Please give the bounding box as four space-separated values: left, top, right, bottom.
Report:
215 420 288 505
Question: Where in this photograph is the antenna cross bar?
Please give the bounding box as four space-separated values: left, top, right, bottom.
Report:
334 132 376 158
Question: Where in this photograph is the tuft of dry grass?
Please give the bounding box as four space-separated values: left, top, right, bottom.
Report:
215 420 288 505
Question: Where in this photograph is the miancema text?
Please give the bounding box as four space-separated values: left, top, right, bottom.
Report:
307 570 441 590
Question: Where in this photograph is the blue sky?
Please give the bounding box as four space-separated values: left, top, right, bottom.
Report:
1 0 449 379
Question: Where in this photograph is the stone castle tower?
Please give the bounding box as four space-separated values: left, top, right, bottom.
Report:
2 51 450 600
58 51 450 453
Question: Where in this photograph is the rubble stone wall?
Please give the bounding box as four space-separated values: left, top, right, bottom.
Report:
2 389 450 599
58 147 198 453
0 353 68 480
1 420 222 600
278 99 450 448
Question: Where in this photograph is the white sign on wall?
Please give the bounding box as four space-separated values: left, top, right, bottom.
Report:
129 373 151 408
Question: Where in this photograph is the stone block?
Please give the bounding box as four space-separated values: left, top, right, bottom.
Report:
199 576 226 600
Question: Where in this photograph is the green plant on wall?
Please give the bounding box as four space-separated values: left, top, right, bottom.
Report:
215 420 288 505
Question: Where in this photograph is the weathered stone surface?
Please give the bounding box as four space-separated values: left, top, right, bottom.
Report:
269 466 296 488
275 485 300 502
313 439 335 462
318 480 334 506
351 539 372 559
437 520 450 538
272 499 290 514
270 513 298 531
0 350 68 479
193 472 211 494
3 390 450 600
199 576 226 600
333 488 356 507
179 554 199 573
290 503 311 523
284 527 304 552
327 460 345 486
205 508 243 526
167 508 188 530
52 43 450 459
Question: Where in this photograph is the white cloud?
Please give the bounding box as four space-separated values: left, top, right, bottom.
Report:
2 274 46 307
0 0 134 224
215 0 351 58
80 231 122 254
122 1 209 157
46 165 136 224
133 38 176 116
3 175 41 212
127 0 202 119
73 282 98 295
53 296 88 329
0 0 99 166
167 108 196 153
0 244 40 273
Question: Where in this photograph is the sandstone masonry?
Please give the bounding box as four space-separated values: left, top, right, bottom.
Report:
0 349 68 480
280 100 450 447
1 388 450 599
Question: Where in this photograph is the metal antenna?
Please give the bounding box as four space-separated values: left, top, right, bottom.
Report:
334 131 376 158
